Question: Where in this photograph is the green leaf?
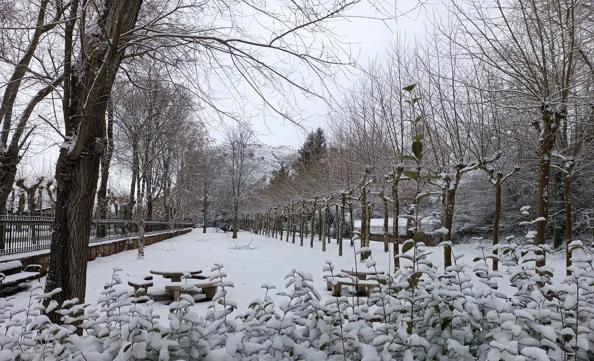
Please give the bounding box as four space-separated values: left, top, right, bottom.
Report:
412 140 423 160
412 231 426 242
402 239 415 254
441 317 452 330
360 250 372 261
403 170 419 180
403 84 417 92
399 155 417 162
411 97 421 105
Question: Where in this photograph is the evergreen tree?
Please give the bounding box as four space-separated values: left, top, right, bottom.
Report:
270 162 290 185
296 127 327 172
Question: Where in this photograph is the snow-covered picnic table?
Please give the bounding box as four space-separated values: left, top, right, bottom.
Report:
340 269 384 280
150 268 202 282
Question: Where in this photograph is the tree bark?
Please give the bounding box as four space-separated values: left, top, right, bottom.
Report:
299 203 305 246
564 172 572 275
443 186 456 269
391 168 402 270
232 197 239 239
310 199 316 248
96 98 113 238
380 190 389 253
202 178 208 234
321 203 326 252
360 188 367 250
492 176 502 271
128 140 139 219
534 110 560 267
349 200 354 246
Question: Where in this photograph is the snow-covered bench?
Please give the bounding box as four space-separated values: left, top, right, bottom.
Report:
128 275 154 301
324 273 353 291
327 277 380 297
0 260 42 295
165 280 219 301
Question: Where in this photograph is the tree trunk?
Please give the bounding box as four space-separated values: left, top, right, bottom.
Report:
337 203 343 256
391 169 402 270
381 191 389 253
96 98 113 238
310 200 316 248
146 196 153 221
492 177 502 271
285 206 290 242
0 160 17 249
321 204 326 252
291 205 296 244
443 187 456 269
552 170 564 249
564 173 572 275
349 201 354 246
299 204 305 246
360 188 367 251
0 158 17 214
232 198 239 239
317 206 322 241
202 179 208 234
45 140 103 317
534 110 559 267
137 202 145 258
128 140 139 219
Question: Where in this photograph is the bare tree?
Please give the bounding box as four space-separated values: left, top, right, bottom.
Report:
0 1 65 215
227 125 258 239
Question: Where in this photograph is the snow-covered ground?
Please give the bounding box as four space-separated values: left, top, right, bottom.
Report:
9 228 568 322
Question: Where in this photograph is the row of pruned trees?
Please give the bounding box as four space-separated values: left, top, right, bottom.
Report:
245 0 594 273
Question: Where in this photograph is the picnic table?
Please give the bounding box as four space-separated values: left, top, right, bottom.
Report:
150 268 202 282
340 269 384 280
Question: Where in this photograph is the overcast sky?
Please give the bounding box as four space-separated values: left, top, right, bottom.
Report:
206 0 444 148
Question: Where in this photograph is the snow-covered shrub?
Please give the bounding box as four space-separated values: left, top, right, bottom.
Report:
2 251 594 360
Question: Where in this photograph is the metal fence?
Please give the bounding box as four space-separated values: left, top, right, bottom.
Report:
0 215 193 256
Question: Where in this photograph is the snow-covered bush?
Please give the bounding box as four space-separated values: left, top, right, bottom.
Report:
2 248 594 361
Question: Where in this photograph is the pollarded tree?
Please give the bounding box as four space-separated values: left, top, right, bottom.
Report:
452 0 582 266
0 1 65 215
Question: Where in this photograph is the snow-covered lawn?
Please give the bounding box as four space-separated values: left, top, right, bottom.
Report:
10 228 568 322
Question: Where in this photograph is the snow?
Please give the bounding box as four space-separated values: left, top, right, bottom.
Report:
7 228 569 323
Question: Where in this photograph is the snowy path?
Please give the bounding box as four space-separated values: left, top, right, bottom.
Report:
8 228 568 322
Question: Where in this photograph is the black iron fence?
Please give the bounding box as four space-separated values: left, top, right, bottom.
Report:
0 215 193 256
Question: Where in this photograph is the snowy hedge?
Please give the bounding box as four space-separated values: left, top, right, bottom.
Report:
1 239 594 361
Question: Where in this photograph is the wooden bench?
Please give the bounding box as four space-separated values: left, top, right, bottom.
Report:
0 261 42 295
165 280 219 301
327 277 380 297
128 275 154 299
323 273 353 291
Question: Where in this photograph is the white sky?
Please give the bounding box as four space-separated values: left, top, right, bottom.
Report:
207 0 445 147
